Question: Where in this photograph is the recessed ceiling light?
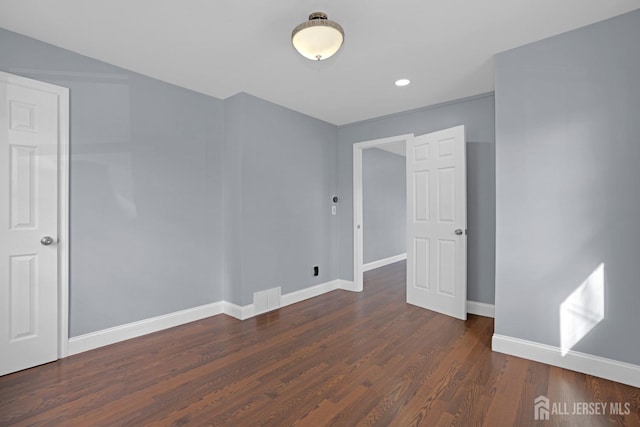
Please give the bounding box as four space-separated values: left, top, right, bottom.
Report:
395 79 410 87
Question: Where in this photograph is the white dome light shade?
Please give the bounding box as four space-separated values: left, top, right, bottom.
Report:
292 12 344 61
395 79 411 87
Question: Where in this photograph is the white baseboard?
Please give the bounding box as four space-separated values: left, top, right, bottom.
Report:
336 279 357 292
68 301 225 356
492 334 640 388
66 281 496 359
225 279 342 320
222 301 254 320
363 253 407 272
281 280 339 307
466 301 495 318
67 280 348 356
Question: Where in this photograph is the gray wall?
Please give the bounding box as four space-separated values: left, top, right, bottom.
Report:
1 26 497 335
338 94 496 304
362 148 406 264
223 93 338 305
0 28 225 336
495 10 640 364
0 28 340 331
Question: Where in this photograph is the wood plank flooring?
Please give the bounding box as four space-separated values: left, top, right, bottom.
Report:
1 261 639 426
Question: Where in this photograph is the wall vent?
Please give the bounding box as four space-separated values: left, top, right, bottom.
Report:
253 287 281 314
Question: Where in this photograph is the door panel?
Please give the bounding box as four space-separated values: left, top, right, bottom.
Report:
414 171 429 221
437 167 456 222
414 238 429 289
1 74 60 376
406 126 467 320
9 254 37 340
437 239 456 296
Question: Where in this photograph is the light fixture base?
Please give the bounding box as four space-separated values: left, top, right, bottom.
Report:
292 11 344 61
308 11 328 20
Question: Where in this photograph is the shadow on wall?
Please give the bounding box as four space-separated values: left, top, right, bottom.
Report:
560 263 605 356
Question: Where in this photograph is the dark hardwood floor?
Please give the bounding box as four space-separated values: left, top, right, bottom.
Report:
1 261 639 426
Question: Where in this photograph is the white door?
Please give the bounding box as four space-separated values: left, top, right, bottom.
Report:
406 126 467 320
0 72 64 375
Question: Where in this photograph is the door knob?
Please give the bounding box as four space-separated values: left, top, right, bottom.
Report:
454 229 463 235
40 236 55 246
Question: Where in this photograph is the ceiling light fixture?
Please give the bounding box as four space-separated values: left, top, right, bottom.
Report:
395 79 411 87
292 12 344 61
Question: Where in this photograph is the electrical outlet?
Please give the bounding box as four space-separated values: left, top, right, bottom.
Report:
331 206 337 215
313 266 319 276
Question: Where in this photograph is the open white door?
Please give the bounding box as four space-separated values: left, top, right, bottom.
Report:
0 72 68 375
406 126 467 320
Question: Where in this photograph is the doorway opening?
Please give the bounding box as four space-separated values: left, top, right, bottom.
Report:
352 134 413 292
353 126 468 320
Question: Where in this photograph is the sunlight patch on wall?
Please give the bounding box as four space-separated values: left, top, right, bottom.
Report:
560 263 605 356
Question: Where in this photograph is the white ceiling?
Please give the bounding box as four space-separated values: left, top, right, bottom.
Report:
0 1 637 125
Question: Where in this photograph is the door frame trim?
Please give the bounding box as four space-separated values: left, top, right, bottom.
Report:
57 81 70 358
352 134 413 292
1 71 70 359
